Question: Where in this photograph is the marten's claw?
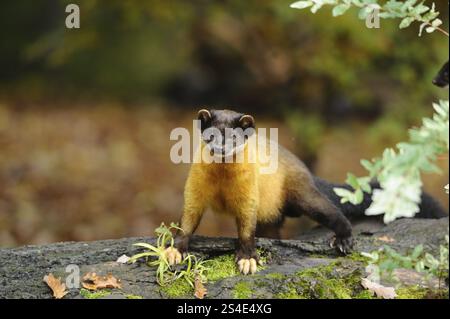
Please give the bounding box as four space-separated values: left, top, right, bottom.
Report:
331 236 353 255
164 247 182 265
237 258 258 275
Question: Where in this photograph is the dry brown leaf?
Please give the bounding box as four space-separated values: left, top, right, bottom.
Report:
194 274 207 299
43 273 68 299
82 272 122 290
376 236 395 243
361 278 397 299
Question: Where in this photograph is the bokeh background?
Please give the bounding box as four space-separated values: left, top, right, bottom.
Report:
0 0 448 247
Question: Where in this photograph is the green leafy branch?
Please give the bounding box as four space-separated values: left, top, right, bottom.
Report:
290 0 449 36
291 1 449 223
335 100 449 223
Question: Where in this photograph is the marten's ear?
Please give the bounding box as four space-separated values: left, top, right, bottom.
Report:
239 115 255 129
198 109 211 122
198 109 212 130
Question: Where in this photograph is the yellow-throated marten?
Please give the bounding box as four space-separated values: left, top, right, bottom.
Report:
165 109 447 275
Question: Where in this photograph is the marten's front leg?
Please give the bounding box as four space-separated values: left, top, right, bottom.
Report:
235 210 258 275
165 176 206 265
295 186 353 254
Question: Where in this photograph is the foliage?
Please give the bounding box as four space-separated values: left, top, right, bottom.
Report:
361 235 449 287
290 0 449 223
129 222 209 288
290 0 448 36
335 100 448 223
1 1 447 116
129 222 181 285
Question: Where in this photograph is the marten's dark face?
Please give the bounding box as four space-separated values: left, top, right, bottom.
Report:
197 109 255 157
433 61 449 88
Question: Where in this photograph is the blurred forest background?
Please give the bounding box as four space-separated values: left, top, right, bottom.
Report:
0 0 448 247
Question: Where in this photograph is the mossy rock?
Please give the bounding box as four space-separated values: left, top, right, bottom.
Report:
0 217 448 298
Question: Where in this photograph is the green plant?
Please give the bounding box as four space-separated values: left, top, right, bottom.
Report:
129 222 209 288
361 235 449 288
291 0 449 223
290 0 449 36
334 100 449 223
129 222 183 285
175 253 209 288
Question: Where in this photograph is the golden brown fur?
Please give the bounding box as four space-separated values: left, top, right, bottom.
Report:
171 109 353 275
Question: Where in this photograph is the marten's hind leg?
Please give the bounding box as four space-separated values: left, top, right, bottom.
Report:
287 184 353 254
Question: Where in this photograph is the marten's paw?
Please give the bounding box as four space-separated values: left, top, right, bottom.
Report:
164 247 182 265
237 258 258 275
330 235 353 255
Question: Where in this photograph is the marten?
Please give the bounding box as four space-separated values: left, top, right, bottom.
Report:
165 109 447 275
432 61 449 88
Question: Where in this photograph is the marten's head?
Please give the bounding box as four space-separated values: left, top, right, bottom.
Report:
433 61 449 88
197 109 255 158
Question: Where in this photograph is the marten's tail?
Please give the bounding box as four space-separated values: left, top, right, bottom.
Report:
313 176 448 220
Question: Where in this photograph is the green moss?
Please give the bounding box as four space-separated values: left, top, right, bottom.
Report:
307 253 329 259
80 289 144 299
265 273 285 280
256 248 270 266
160 279 193 298
80 288 112 299
322 279 352 299
275 285 307 299
221 258 372 299
397 286 449 299
347 252 370 263
276 289 301 299
233 282 253 299
206 254 239 281
157 250 269 298
396 286 431 299
205 251 266 282
290 259 364 299
354 290 376 299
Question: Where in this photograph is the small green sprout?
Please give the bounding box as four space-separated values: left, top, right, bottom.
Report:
129 222 183 285
129 222 209 288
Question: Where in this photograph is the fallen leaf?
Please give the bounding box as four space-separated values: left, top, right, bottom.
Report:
361 278 397 299
116 254 130 264
43 273 68 299
376 236 395 243
194 274 207 299
82 272 122 290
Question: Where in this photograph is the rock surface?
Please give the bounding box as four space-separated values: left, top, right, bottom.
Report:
0 217 448 299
